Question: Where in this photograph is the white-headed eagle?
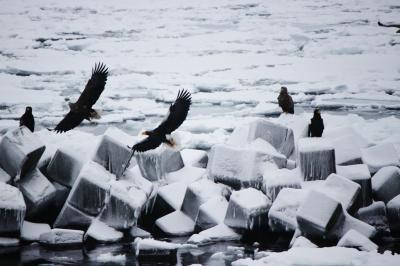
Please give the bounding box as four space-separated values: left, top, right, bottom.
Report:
53 63 108 133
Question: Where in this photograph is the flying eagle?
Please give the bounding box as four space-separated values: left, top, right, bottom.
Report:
378 21 400 33
20 106 35 132
120 89 192 177
52 63 108 133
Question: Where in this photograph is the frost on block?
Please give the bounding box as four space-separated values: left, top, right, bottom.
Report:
337 229 378 251
181 148 208 168
357 202 389 234
181 179 228 221
0 126 45 179
361 143 400 174
39 229 84 246
224 188 271 232
0 167 11 184
155 210 195 236
18 168 56 218
85 219 123 243
68 161 114 216
53 202 94 230
387 195 400 237
337 164 372 207
166 166 206 185
135 146 184 181
330 134 363 165
372 166 400 203
196 196 229 231
46 148 84 188
21 221 51 242
298 138 336 181
187 223 241 246
99 184 147 229
207 144 265 189
263 168 301 202
268 188 306 233
0 183 26 236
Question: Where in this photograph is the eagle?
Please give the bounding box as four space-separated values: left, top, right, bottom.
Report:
52 63 108 133
20 106 35 132
378 21 400 33
120 89 192 177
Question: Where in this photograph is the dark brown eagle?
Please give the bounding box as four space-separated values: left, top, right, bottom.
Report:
378 21 400 33
20 106 35 132
53 63 108 133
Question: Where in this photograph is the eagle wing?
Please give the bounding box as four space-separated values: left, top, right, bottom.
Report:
75 62 108 109
133 136 163 152
153 89 191 135
54 111 85 133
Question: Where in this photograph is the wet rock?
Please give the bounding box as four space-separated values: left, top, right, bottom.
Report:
298 138 336 181
21 221 51 242
39 229 84 246
387 194 400 237
263 168 301 202
155 210 195 236
85 219 123 243
361 142 400 173
357 201 389 234
0 126 45 179
181 148 208 168
53 202 94 229
196 196 229 231
337 229 377 251
0 182 26 236
372 166 400 203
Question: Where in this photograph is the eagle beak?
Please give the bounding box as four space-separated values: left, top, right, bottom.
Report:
166 138 176 148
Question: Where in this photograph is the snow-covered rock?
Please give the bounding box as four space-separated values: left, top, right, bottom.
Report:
130 226 152 239
337 164 372 207
268 188 306 233
357 201 389 234
135 146 184 181
181 148 208 168
0 126 45 179
0 182 26 236
387 195 400 237
165 166 206 184
187 223 241 245
263 168 301 202
53 202 94 229
361 143 400 173
337 229 378 251
0 167 11 183
196 196 229 231
298 138 336 181
21 221 51 242
224 188 271 232
39 228 84 246
155 210 195 236
372 166 400 203
290 236 317 248
18 168 56 218
85 219 123 243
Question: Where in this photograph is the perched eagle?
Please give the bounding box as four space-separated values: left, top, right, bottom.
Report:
20 106 34 132
378 21 400 33
53 63 108 133
120 89 192 177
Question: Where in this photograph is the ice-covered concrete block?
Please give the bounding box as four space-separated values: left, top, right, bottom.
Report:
0 126 45 179
68 161 114 216
52 181 70 212
18 168 56 218
387 195 400 237
121 166 153 198
166 166 206 185
196 196 229 231
153 182 187 219
0 167 11 183
263 168 301 201
0 182 26 236
85 219 123 243
224 188 271 232
357 201 389 233
207 144 266 189
372 166 400 203
337 229 378 251
268 188 306 233
181 179 229 220
130 226 152 239
39 229 84 246
337 164 372 207
247 138 288 169
187 223 241 246
135 146 184 181
361 143 400 173
290 236 317 248
331 134 363 165
155 210 195 236
181 148 208 168
53 202 94 229
99 183 147 229
298 138 336 181
21 221 51 242
46 147 84 187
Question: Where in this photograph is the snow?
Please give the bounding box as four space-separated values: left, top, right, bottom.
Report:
0 182 26 210
85 219 123 243
157 181 188 210
39 229 84 246
133 237 196 256
337 229 378 252
0 237 19 247
130 226 152 239
21 221 51 242
372 166 400 203
230 188 269 210
263 168 302 201
181 148 208 168
196 196 228 230
165 166 206 184
95 253 126 264
155 210 195 236
187 224 241 245
361 143 400 173
291 236 317 248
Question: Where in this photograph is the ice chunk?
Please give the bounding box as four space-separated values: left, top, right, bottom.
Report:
330 134 363 165
0 126 45 179
166 166 206 184
133 237 195 257
268 188 306 233
0 182 26 236
361 143 400 173
187 224 241 245
263 168 301 201
298 138 336 181
290 236 317 248
0 167 11 183
46 147 84 187
18 168 56 218
53 202 94 229
337 229 378 251
387 195 400 237
21 221 51 242
85 219 123 243
337 164 372 206
0 237 19 247
68 161 114 216
372 166 400 203
357 202 389 234
95 253 126 264
196 196 229 231
224 188 271 232
135 146 184 181
39 229 84 246
155 210 195 236
130 226 152 239
181 148 208 168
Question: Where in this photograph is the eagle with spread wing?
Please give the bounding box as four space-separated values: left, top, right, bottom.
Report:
53 63 108 133
378 21 400 33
